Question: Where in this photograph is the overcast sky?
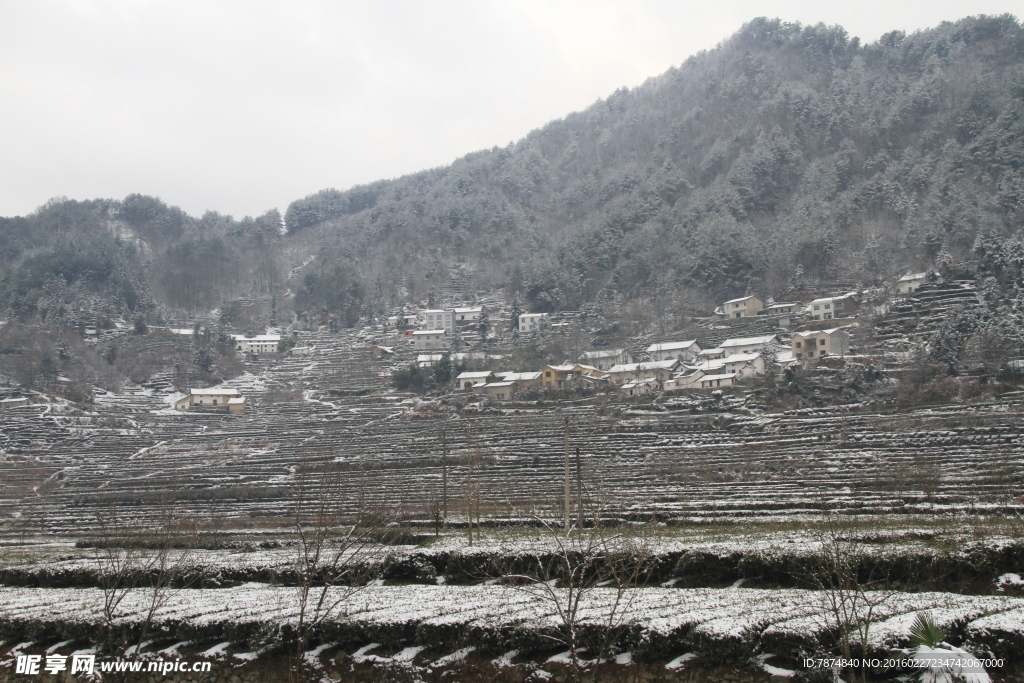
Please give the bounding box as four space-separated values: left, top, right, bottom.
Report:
1 0 1023 219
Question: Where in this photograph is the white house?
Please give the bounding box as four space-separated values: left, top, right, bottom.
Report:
663 369 705 391
233 335 281 354
719 351 766 379
806 293 858 321
422 309 454 332
766 302 800 316
698 373 738 389
579 348 632 370
620 378 661 396
720 334 779 357
497 371 543 390
697 347 724 362
721 295 764 318
413 330 449 351
519 313 549 334
647 340 702 362
897 272 927 295
453 306 483 324
474 381 515 400
176 388 241 410
792 328 851 362
606 360 680 386
290 346 313 356
457 371 497 390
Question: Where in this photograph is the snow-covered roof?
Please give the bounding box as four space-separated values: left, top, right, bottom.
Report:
622 378 661 388
520 312 548 318
723 295 758 304
608 360 679 373
647 340 699 353
581 348 626 359
808 293 856 305
413 329 447 336
452 307 482 314
232 334 281 342
481 381 514 388
422 309 449 314
793 327 849 338
227 397 245 404
899 272 927 281
767 302 799 309
190 388 240 396
701 373 738 382
722 351 761 363
546 364 578 372
720 334 778 348
457 371 495 379
498 371 542 381
698 347 723 355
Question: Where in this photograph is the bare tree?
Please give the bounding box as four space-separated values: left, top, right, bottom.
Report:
92 494 198 659
287 460 394 683
495 514 653 681
807 512 905 683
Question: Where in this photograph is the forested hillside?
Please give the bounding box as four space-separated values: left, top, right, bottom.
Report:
3 14 1024 331
288 14 1024 316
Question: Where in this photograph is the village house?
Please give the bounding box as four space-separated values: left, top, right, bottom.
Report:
897 272 927 294
416 353 444 368
290 346 313 356
538 363 605 388
606 360 680 386
457 371 497 391
806 293 859 321
175 388 241 411
620 378 661 396
697 347 724 363
766 302 800 316
564 373 610 391
453 306 483 324
720 334 780 357
579 348 632 370
473 381 514 400
519 313 548 334
497 371 543 391
541 364 577 387
717 351 766 379
421 309 454 332
233 334 281 354
413 330 449 351
370 345 393 358
792 328 851 362
663 369 706 391
720 295 764 319
647 340 702 363
698 372 738 389
227 397 246 414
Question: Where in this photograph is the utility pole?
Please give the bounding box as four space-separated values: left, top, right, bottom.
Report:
441 429 448 526
564 415 571 531
576 446 584 529
466 423 474 546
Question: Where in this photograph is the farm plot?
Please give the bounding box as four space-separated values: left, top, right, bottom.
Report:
0 585 1022 667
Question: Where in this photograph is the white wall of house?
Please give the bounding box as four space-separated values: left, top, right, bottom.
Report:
413 330 449 350
792 328 850 361
519 313 548 333
422 310 454 332
647 341 701 362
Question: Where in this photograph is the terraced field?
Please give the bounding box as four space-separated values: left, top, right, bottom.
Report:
2 331 1024 535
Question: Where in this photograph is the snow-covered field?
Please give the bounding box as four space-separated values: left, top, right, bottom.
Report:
1 585 1021 664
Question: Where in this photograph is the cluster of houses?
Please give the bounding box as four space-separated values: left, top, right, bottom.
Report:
453 327 851 401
